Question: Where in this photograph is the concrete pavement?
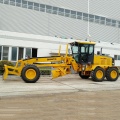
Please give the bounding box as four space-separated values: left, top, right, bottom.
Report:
0 74 120 97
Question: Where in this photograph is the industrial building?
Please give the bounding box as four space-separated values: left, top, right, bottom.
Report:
0 0 120 65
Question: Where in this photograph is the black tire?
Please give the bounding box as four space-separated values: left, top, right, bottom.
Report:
106 67 119 81
91 67 105 82
79 72 90 79
21 65 40 83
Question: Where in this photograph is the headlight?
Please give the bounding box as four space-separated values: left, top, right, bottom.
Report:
82 65 86 71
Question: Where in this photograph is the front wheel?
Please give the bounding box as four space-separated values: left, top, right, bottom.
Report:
79 72 90 79
106 67 119 81
21 64 40 83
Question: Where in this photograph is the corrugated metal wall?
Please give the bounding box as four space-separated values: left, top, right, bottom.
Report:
0 0 120 43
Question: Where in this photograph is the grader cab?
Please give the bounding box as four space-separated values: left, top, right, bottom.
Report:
3 41 119 83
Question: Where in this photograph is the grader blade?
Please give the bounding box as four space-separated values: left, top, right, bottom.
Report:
51 67 71 79
52 69 61 79
3 65 8 80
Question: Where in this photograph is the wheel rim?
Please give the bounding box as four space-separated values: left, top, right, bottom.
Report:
110 70 117 79
25 69 36 80
96 70 103 79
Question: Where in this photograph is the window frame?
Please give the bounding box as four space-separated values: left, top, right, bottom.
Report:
95 15 100 23
22 0 27 8
4 0 9 4
34 2 39 11
28 1 33 9
100 17 105 24
11 47 17 61
77 12 82 20
106 18 111 26
111 20 116 27
10 0 15 6
40 4 45 12
89 14 94 22
46 5 52 13
83 13 88 21
52 6 58 14
25 48 32 58
58 8 64 16
0 0 3 3
71 10 76 19
65 9 70 17
2 46 9 60
16 0 21 7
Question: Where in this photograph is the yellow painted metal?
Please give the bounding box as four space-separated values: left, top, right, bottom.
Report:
96 70 103 79
25 69 36 80
110 70 117 79
66 44 68 56
58 45 61 56
52 69 61 79
71 40 96 45
3 40 116 82
94 55 112 66
52 66 71 79
3 65 8 80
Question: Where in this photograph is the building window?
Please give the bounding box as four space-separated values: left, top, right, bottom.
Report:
2 0 119 29
52 7 58 14
100 17 105 24
95 15 100 23
106 18 111 26
83 13 88 21
0 0 3 3
11 47 17 61
26 48 31 58
46 5 52 13
118 21 120 28
118 55 120 60
77 12 82 19
114 55 120 60
18 47 24 60
89 14 94 22
40 4 45 12
4 0 9 4
71 10 76 18
0 46 2 60
28 1 33 9
114 55 117 60
16 0 21 7
10 0 15 6
58 8 64 16
22 0 27 8
34 3 39 11
65 9 70 17
111 20 116 27
2 46 9 60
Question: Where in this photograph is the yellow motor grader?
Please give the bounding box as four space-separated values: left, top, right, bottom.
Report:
3 41 119 83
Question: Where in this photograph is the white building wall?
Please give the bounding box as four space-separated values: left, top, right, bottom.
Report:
0 30 120 66
30 0 120 20
0 1 120 66
0 1 120 43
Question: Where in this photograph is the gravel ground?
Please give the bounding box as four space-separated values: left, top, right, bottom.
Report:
0 74 120 120
0 90 120 120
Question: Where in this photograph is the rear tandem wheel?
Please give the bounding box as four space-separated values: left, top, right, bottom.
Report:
21 64 40 83
91 67 105 82
106 67 119 81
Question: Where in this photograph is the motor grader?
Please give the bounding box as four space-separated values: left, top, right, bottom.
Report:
3 41 119 83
